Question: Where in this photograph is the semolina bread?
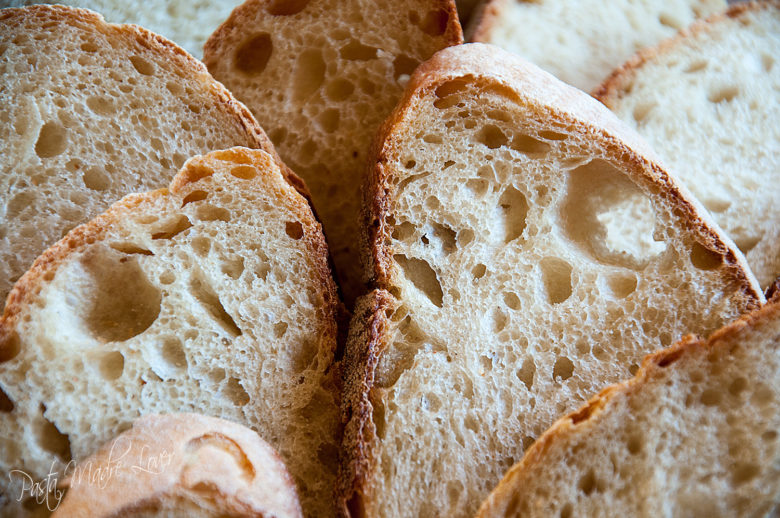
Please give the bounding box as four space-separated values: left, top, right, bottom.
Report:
338 44 763 517
0 5 284 308
53 413 303 518
0 0 244 59
596 1 780 289
0 148 341 517
477 301 780 518
203 0 463 304
468 0 725 92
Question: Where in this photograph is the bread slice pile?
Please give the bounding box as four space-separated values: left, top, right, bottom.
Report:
0 148 341 517
0 5 276 308
0 0 243 58
467 0 725 92
54 413 303 518
338 43 762 517
477 299 780 517
203 0 463 303
596 1 780 289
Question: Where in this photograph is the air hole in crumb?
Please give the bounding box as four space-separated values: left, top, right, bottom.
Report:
541 257 573 304
234 33 272 75
82 167 111 191
510 134 550 155
285 221 304 239
476 124 508 149
690 242 722 270
81 41 98 52
607 272 637 298
223 377 250 406
458 229 474 246
539 130 567 141
340 40 377 61
392 221 416 242
86 96 115 116
708 85 739 104
700 388 722 406
431 223 457 254
393 54 419 81
83 251 161 342
626 432 643 454
0 387 14 412
191 237 211 257
632 102 656 124
162 337 187 371
266 0 310 15
734 235 760 255
492 308 508 333
467 178 490 197
516 359 535 389
221 257 245 279
498 186 528 243
420 8 449 35
732 463 760 485
578 469 599 495
560 503 573 518
190 274 242 337
274 321 288 338
472 263 487 279
553 356 574 382
152 214 193 240
728 377 748 397
319 109 340 132
394 254 443 308
196 205 230 222
433 78 470 109
230 165 256 180
38 412 72 461
35 121 67 158
294 49 326 99
98 350 124 380
685 60 708 73
129 55 155 76
182 190 208 207
503 292 521 310
326 78 355 101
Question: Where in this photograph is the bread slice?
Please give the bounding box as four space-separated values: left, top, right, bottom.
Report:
468 0 725 92
0 5 283 308
596 1 780 290
0 148 340 517
455 0 481 25
477 301 780 518
53 413 303 518
0 0 244 59
203 0 463 304
338 43 763 517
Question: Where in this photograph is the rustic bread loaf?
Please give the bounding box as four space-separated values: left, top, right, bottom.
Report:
0 0 243 58
0 148 340 517
53 413 303 518
203 0 462 304
477 300 780 518
0 5 283 309
596 1 780 289
338 43 763 517
468 0 725 92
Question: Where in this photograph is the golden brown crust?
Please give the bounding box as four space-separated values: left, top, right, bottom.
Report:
336 289 396 518
363 43 763 305
594 1 779 102
0 147 340 369
766 277 780 304
477 300 780 516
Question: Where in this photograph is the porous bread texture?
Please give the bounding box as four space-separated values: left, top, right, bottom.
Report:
477 301 780 518
339 43 763 518
596 1 780 290
0 0 243 58
53 413 303 518
468 0 726 92
0 148 341 518
0 5 275 308
204 0 462 304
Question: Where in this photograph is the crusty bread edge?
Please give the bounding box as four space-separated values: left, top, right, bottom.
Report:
363 43 763 306
476 299 780 516
594 0 779 102
0 147 340 372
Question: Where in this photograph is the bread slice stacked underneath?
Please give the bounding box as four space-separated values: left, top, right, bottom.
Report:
596 1 780 289
53 413 303 518
338 43 762 517
204 0 462 303
468 0 725 92
0 5 275 307
477 300 780 518
0 148 340 517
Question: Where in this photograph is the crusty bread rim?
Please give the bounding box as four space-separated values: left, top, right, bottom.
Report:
476 298 780 515
362 43 762 302
0 147 340 365
594 0 779 101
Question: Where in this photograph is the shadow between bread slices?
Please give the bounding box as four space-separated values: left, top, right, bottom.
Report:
0 148 341 518
338 43 763 517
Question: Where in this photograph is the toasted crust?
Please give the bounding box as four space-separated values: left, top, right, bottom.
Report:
476 299 780 516
53 413 303 518
363 43 762 304
594 1 778 101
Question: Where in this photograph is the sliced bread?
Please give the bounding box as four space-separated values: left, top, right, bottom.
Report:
0 0 244 59
0 5 281 308
338 43 763 517
468 0 725 92
596 1 780 289
0 148 341 517
203 0 463 304
477 300 780 518
53 413 303 518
